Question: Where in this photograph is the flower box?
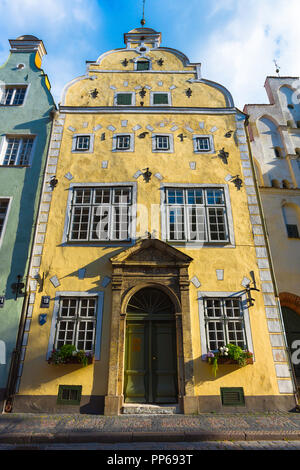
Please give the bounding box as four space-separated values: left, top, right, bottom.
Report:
48 355 94 366
47 345 94 366
212 356 253 365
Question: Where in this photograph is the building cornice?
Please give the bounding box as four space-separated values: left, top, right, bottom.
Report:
58 105 237 115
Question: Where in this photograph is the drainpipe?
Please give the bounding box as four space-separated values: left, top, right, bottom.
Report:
243 113 299 408
3 104 57 412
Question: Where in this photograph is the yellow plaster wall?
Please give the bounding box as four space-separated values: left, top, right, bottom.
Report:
19 46 282 401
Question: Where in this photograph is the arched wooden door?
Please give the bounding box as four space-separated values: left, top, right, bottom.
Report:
124 287 178 404
282 306 300 379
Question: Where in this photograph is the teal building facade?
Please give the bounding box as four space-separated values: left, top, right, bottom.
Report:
0 35 55 410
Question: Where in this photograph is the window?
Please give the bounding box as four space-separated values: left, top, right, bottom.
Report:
75 135 90 151
165 187 228 242
69 186 132 242
196 137 210 151
155 135 169 150
116 135 130 150
1 136 34 166
0 199 10 242
72 134 94 153
193 135 214 153
57 385 82 405
282 204 300 239
115 93 134 106
150 92 171 106
152 134 173 153
136 60 150 70
55 297 97 353
0 86 27 106
204 297 247 351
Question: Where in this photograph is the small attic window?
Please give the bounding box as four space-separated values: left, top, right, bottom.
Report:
136 60 150 71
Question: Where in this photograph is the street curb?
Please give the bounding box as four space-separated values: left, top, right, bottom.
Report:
2 430 300 443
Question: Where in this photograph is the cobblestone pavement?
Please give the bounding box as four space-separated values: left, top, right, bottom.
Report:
2 411 300 445
1 440 300 450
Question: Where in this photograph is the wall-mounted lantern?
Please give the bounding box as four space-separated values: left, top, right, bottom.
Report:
245 271 260 307
0 297 4 308
177 133 187 142
186 88 192 98
40 296 50 308
122 58 129 67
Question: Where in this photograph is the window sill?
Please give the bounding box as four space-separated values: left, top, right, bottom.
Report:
0 164 30 168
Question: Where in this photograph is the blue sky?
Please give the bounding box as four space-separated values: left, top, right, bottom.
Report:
0 0 299 108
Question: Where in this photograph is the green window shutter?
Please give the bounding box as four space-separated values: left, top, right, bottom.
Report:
57 385 82 405
116 93 132 105
220 387 245 406
153 93 169 105
137 61 150 70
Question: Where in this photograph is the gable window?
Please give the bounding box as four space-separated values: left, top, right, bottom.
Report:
69 186 132 242
115 92 134 106
1 136 34 166
75 135 90 151
204 297 247 351
0 86 27 106
193 135 214 153
150 92 171 106
0 199 10 242
164 187 229 242
55 297 97 353
136 60 150 71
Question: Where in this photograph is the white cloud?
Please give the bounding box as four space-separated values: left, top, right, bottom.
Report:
0 0 102 102
190 0 300 108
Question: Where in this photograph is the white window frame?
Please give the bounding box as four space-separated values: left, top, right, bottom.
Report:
71 134 94 153
114 91 136 106
160 183 235 247
62 182 137 245
0 197 12 248
152 133 174 153
112 133 134 152
193 134 215 154
0 84 29 106
150 91 172 106
198 291 254 360
0 135 36 166
47 291 104 361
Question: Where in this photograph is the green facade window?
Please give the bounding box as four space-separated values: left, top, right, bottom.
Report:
220 387 245 406
116 93 132 105
57 385 82 405
137 61 150 70
153 93 169 105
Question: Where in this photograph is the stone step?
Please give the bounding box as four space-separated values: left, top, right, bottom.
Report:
122 404 180 415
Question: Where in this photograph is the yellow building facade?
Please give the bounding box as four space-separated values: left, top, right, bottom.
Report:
12 28 297 415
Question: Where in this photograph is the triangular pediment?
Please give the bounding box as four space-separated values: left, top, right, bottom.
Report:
110 238 193 265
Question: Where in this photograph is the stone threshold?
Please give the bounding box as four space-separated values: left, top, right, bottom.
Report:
122 403 181 415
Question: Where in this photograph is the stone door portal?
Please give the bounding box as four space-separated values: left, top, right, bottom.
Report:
124 287 178 404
